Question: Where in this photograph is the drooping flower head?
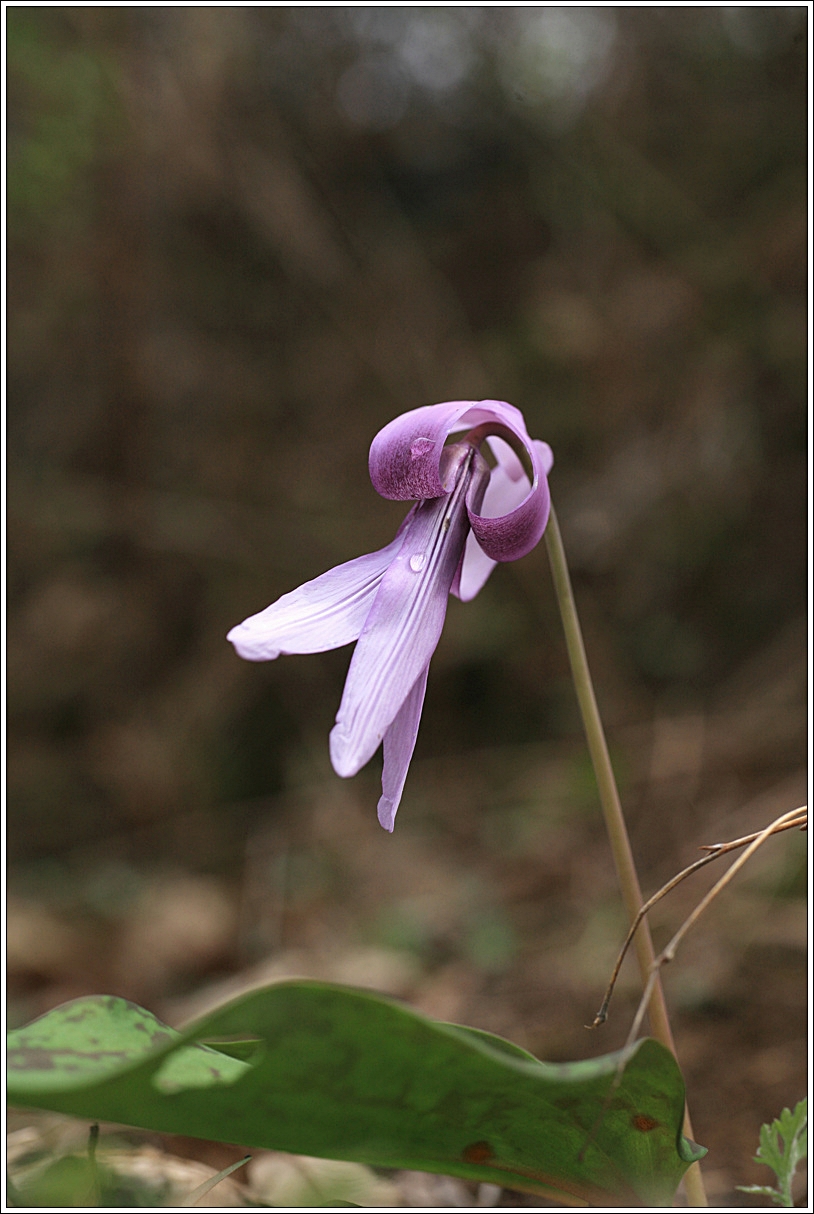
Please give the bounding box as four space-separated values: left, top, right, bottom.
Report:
228 400 553 831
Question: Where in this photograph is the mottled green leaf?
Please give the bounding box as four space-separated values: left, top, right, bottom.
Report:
6 993 246 1093
8 980 703 1206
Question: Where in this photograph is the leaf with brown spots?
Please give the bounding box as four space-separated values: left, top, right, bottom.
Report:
632 1115 660 1133
8 981 704 1205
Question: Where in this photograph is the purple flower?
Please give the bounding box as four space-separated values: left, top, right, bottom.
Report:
228 400 553 831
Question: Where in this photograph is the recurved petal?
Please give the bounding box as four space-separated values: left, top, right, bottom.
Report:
368 399 536 502
226 526 408 661
454 438 520 601
377 666 429 832
453 436 554 599
467 436 553 564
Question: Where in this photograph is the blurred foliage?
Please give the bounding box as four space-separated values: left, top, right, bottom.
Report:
6 11 118 228
6 9 807 1205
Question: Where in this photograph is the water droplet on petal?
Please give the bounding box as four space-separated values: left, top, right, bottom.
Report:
410 437 434 460
409 553 426 572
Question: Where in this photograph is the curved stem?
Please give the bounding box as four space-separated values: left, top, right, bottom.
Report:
545 504 708 1207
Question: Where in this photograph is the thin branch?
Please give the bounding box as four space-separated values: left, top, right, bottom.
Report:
623 805 807 1053
591 808 807 1028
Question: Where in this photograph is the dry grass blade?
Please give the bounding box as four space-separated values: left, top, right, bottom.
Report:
623 806 807 1051
591 807 808 1028
180 1155 251 1207
580 807 806 1182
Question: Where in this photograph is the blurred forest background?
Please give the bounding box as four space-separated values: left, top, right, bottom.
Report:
6 6 808 1207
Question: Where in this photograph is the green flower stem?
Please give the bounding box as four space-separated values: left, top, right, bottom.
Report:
545 504 707 1208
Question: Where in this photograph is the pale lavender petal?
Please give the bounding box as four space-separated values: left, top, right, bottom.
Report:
454 533 497 603
330 443 489 777
489 434 526 479
368 399 533 502
328 528 446 776
377 666 429 832
227 526 409 661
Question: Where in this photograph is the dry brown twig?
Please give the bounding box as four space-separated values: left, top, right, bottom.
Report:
599 806 807 1049
591 806 807 1031
577 806 806 1184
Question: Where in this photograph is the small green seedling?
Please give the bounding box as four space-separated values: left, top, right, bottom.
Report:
738 1099 807 1208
